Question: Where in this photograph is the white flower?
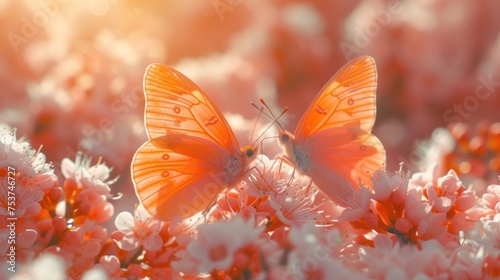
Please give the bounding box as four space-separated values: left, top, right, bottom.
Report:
61 152 116 195
174 215 263 273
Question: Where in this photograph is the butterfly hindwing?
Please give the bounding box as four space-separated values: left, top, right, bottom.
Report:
132 135 231 220
306 126 385 188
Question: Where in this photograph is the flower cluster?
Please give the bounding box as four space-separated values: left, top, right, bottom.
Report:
340 164 478 246
2 121 500 279
0 124 121 279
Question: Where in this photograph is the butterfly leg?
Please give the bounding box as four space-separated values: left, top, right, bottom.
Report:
275 154 300 188
200 188 224 221
247 165 274 195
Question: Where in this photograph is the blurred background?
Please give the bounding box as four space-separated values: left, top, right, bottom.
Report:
2 0 500 213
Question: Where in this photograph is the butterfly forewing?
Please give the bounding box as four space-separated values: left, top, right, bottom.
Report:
144 64 239 153
295 56 377 141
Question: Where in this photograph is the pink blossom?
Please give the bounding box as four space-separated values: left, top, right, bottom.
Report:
426 183 455 213
172 215 263 274
483 219 500 248
287 223 360 279
54 152 117 227
112 204 164 251
268 180 323 227
245 155 292 197
371 168 409 201
0 124 56 218
61 152 116 195
405 188 432 226
215 187 259 221
482 184 500 220
16 229 38 262
45 229 102 278
73 188 114 223
357 235 451 279
338 167 477 247
337 185 371 221
448 242 486 280
0 124 56 186
242 155 326 229
409 164 442 189
95 255 126 280
168 212 204 246
1 174 44 218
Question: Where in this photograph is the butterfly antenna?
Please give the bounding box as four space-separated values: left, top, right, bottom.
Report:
260 98 287 131
251 101 272 120
249 100 288 150
249 103 265 143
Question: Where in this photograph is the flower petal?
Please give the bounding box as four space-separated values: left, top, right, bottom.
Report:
115 211 135 234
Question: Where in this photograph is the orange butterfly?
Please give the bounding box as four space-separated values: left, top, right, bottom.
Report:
278 56 386 207
132 64 257 221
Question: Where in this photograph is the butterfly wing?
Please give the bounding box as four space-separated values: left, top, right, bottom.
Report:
133 64 255 220
143 63 239 154
306 126 385 206
294 56 377 142
280 56 385 206
132 135 232 220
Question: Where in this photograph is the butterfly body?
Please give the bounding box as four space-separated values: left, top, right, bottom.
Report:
278 56 386 207
132 64 257 221
278 130 311 173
